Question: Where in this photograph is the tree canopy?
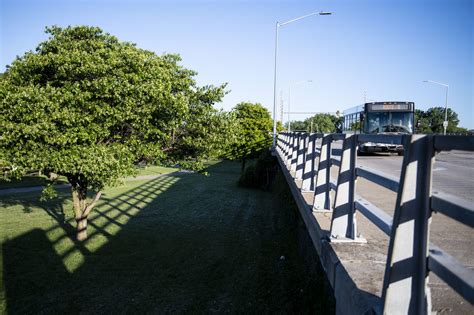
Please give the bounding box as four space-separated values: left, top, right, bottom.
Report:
415 107 467 134
286 113 341 133
0 25 226 240
226 102 273 171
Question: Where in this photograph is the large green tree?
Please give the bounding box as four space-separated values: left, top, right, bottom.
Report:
330 111 344 133
305 113 336 133
287 120 307 131
0 26 225 240
415 107 466 134
169 87 237 162
414 109 432 133
227 102 273 172
286 113 340 133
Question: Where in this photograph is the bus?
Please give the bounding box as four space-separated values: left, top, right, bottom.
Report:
342 101 415 155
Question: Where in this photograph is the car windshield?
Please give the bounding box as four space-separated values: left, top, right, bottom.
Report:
366 112 413 134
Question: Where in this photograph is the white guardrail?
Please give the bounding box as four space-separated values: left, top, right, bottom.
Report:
276 132 474 314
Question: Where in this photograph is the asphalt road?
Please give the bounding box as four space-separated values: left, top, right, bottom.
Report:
329 144 473 312
356 150 474 202
285 140 474 312
330 141 474 202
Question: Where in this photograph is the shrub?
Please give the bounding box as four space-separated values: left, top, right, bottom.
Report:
238 150 277 190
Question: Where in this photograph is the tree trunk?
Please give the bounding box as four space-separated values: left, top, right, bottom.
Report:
76 216 88 241
241 158 246 174
70 177 102 241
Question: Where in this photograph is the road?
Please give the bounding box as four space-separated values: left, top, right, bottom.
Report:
356 150 474 202
329 145 473 313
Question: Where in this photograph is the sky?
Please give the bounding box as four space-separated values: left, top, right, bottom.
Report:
1 0 473 128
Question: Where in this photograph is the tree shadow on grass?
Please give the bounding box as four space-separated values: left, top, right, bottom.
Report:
2 161 335 313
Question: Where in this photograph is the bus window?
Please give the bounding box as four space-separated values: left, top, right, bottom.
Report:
367 112 390 133
391 112 413 133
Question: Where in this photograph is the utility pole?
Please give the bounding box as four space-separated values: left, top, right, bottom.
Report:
423 80 449 135
271 11 332 147
280 90 284 123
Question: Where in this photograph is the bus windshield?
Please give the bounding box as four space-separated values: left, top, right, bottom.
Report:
366 112 413 134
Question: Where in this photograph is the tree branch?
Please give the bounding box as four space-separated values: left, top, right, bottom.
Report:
83 191 102 217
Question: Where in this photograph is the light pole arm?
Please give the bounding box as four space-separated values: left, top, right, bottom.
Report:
279 11 332 26
423 80 449 88
280 12 320 26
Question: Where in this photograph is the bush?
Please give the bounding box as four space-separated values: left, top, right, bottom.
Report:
177 160 205 172
238 150 277 190
238 164 259 188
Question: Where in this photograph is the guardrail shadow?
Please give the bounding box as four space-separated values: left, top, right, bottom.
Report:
2 173 182 313
2 161 330 313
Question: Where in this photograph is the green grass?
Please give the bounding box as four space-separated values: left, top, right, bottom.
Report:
0 165 178 190
0 160 333 313
134 165 179 177
0 174 68 190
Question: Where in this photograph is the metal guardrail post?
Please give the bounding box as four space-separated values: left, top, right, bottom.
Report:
276 133 281 154
295 133 307 180
329 134 365 242
313 134 332 211
301 133 318 192
286 132 295 167
290 132 299 173
275 131 474 311
283 132 290 168
382 135 434 314
280 133 287 155
280 132 287 156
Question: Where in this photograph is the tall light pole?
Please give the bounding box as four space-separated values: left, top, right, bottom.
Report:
272 11 332 147
423 80 449 135
288 80 312 131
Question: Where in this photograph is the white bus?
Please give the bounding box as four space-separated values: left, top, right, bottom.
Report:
342 101 415 155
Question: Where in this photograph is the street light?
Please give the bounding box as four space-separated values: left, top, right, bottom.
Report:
272 11 332 147
288 80 313 131
423 80 449 135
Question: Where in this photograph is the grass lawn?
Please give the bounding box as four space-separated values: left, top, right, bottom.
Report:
133 165 179 177
0 160 333 313
0 165 179 190
0 174 68 190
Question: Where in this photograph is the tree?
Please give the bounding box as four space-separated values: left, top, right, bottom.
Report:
330 111 344 133
415 107 464 134
164 83 234 163
171 105 237 163
350 121 362 132
284 113 341 133
0 26 225 240
227 102 273 172
414 109 432 134
424 107 461 134
287 120 307 131
305 113 337 133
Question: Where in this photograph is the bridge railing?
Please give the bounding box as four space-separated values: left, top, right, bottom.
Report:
275 132 474 314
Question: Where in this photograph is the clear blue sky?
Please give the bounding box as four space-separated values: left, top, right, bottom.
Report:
1 0 473 128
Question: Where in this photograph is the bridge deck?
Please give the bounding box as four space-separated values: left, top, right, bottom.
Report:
276 152 472 314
